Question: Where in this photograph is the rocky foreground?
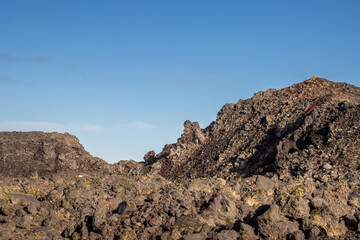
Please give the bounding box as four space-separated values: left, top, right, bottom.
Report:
1 77 360 239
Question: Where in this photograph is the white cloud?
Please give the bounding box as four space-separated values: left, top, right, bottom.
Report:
116 121 157 130
0 121 102 133
0 120 157 133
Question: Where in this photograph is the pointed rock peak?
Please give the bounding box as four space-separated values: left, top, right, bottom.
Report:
184 120 200 132
308 75 321 81
184 120 193 129
304 76 330 84
181 120 206 144
283 76 338 101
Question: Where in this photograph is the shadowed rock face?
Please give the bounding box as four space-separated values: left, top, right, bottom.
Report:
146 77 360 180
0 132 108 177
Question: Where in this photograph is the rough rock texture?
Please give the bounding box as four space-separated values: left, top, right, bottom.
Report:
147 76 360 182
1 77 360 239
0 132 108 177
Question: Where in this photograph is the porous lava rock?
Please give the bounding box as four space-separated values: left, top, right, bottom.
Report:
1 77 360 239
0 132 108 177
147 77 360 182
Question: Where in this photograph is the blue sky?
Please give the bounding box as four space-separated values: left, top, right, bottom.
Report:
1 1 360 163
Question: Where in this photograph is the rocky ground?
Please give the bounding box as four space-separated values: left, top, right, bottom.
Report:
0 77 360 239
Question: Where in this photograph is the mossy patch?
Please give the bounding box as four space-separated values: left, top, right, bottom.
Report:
120 228 136 240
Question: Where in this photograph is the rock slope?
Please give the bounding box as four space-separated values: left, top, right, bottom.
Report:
0 132 108 177
146 76 360 182
1 76 360 239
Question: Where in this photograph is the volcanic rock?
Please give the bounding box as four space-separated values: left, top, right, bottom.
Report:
1 77 360 239
147 77 360 181
0 132 108 177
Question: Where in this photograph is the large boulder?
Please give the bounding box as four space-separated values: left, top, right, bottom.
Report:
257 204 299 239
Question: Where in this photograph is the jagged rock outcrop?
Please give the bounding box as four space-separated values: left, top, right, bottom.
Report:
147 77 360 181
0 132 108 177
1 77 360 239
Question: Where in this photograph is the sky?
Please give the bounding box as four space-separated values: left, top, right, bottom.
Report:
1 1 360 163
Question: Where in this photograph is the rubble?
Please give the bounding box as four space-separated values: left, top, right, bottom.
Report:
1 77 360 239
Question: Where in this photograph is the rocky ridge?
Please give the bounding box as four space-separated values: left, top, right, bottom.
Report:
0 76 360 239
0 132 108 177
146 76 360 181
